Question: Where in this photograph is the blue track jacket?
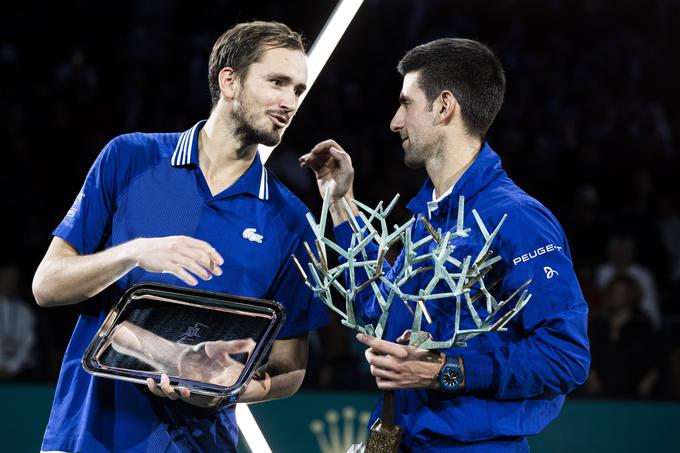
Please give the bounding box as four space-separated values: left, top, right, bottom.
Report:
333 143 590 452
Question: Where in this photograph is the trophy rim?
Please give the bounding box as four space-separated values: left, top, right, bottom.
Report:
81 282 286 399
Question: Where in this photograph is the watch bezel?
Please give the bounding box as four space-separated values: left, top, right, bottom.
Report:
438 356 463 392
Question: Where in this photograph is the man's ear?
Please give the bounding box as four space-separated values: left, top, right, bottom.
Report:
218 67 238 101
435 90 457 125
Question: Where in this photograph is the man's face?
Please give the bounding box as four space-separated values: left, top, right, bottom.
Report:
390 71 439 169
231 47 308 146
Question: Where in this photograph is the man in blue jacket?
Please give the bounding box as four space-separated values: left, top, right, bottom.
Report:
300 38 590 452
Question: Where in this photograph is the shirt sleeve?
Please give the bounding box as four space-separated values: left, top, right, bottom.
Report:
52 138 120 254
458 203 591 398
270 222 329 339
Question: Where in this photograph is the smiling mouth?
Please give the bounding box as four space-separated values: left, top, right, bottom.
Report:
268 113 289 128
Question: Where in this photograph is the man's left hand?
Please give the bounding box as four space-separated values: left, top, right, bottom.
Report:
356 332 445 390
147 373 224 408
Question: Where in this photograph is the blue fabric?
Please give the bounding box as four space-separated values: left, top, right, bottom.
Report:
334 143 590 451
43 121 328 453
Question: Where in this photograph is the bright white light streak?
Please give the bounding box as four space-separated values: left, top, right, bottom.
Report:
236 403 272 453
258 0 365 162
301 0 365 105
241 2 365 450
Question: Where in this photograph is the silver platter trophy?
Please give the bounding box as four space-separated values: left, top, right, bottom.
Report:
294 190 532 453
82 283 285 406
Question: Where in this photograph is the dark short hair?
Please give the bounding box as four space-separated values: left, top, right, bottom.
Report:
208 21 306 108
397 38 505 138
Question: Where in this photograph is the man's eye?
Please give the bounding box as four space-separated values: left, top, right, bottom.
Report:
271 79 282 87
294 88 304 96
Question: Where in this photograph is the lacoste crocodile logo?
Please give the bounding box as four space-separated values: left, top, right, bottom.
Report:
242 228 263 243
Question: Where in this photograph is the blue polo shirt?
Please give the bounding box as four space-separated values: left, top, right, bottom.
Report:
42 120 328 453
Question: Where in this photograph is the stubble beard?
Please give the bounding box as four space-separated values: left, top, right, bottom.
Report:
232 93 283 147
403 141 426 169
403 133 442 170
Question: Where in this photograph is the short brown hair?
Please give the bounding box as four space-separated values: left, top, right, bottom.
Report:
208 21 306 108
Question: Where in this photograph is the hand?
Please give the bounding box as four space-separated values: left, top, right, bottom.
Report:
147 373 192 401
147 373 224 408
356 332 445 390
127 236 224 286
299 139 355 201
146 338 258 408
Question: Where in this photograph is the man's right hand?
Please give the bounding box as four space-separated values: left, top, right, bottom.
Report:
299 139 355 201
33 235 224 307
129 236 224 286
299 140 359 226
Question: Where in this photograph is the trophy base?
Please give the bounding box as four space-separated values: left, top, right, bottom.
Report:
365 418 403 453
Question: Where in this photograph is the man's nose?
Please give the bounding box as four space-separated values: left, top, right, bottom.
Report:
279 88 297 112
390 110 403 132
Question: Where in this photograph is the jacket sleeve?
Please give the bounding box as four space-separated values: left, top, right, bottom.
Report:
457 203 591 399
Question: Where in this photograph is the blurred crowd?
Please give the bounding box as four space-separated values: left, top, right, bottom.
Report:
2 0 680 400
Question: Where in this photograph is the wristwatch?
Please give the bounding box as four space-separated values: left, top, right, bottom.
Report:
437 355 465 393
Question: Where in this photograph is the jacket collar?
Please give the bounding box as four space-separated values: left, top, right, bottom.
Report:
406 142 505 216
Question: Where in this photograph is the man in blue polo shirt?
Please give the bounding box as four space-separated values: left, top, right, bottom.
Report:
300 38 590 451
33 21 327 452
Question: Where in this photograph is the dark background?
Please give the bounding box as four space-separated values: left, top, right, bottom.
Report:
2 0 680 400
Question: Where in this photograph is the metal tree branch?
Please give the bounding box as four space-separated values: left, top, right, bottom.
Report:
295 189 532 349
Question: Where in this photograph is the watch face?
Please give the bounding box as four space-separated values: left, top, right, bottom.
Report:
442 369 460 388
439 360 462 392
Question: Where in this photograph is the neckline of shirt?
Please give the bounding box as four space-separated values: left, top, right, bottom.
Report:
171 120 269 201
427 184 454 218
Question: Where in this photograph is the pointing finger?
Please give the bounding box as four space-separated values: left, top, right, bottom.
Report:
356 333 408 359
